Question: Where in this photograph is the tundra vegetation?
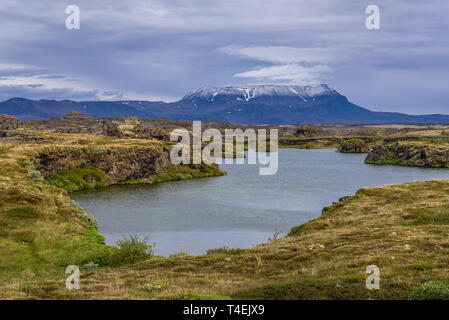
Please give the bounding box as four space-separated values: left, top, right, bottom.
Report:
1 115 449 299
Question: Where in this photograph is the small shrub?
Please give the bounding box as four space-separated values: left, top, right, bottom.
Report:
267 229 282 242
85 235 154 267
408 281 449 300
139 283 170 293
20 158 45 181
78 211 100 229
27 170 44 181
115 234 155 264
82 261 99 272
21 158 40 171
70 200 83 211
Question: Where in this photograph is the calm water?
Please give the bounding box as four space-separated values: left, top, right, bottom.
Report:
72 149 449 256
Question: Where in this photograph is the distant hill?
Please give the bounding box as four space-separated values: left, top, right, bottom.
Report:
2 84 449 124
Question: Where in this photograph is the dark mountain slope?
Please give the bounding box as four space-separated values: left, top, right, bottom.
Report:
1 84 449 124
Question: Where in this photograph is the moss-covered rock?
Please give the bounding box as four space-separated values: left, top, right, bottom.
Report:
338 138 370 153
0 114 22 137
365 141 449 167
34 145 225 192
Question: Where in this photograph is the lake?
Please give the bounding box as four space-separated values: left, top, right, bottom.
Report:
72 149 449 256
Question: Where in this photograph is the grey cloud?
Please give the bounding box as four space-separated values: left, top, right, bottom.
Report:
0 0 447 113
0 85 99 101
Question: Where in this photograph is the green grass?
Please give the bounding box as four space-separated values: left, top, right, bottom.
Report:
46 167 109 192
149 164 226 184
402 206 449 226
408 281 449 300
6 207 40 219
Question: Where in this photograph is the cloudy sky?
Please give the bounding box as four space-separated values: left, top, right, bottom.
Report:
0 0 448 114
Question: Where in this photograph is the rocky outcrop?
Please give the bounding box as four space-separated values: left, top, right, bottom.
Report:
0 114 22 137
28 113 142 138
365 142 449 167
338 138 372 153
36 146 168 184
35 145 224 187
279 137 339 147
25 113 245 142
294 125 316 137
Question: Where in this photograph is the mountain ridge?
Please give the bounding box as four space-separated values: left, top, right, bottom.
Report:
1 84 449 124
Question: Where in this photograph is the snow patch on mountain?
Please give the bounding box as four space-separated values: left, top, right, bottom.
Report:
182 84 336 101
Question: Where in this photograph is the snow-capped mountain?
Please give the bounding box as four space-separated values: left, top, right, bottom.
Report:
173 83 370 123
183 84 337 102
2 84 449 124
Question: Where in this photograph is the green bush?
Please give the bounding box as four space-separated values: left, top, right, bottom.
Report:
82 261 99 272
78 211 100 229
114 234 155 264
20 158 40 171
87 235 155 267
27 170 44 181
267 229 282 242
20 158 44 181
408 281 449 300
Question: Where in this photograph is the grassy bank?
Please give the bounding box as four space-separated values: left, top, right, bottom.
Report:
0 130 225 285
2 175 449 298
